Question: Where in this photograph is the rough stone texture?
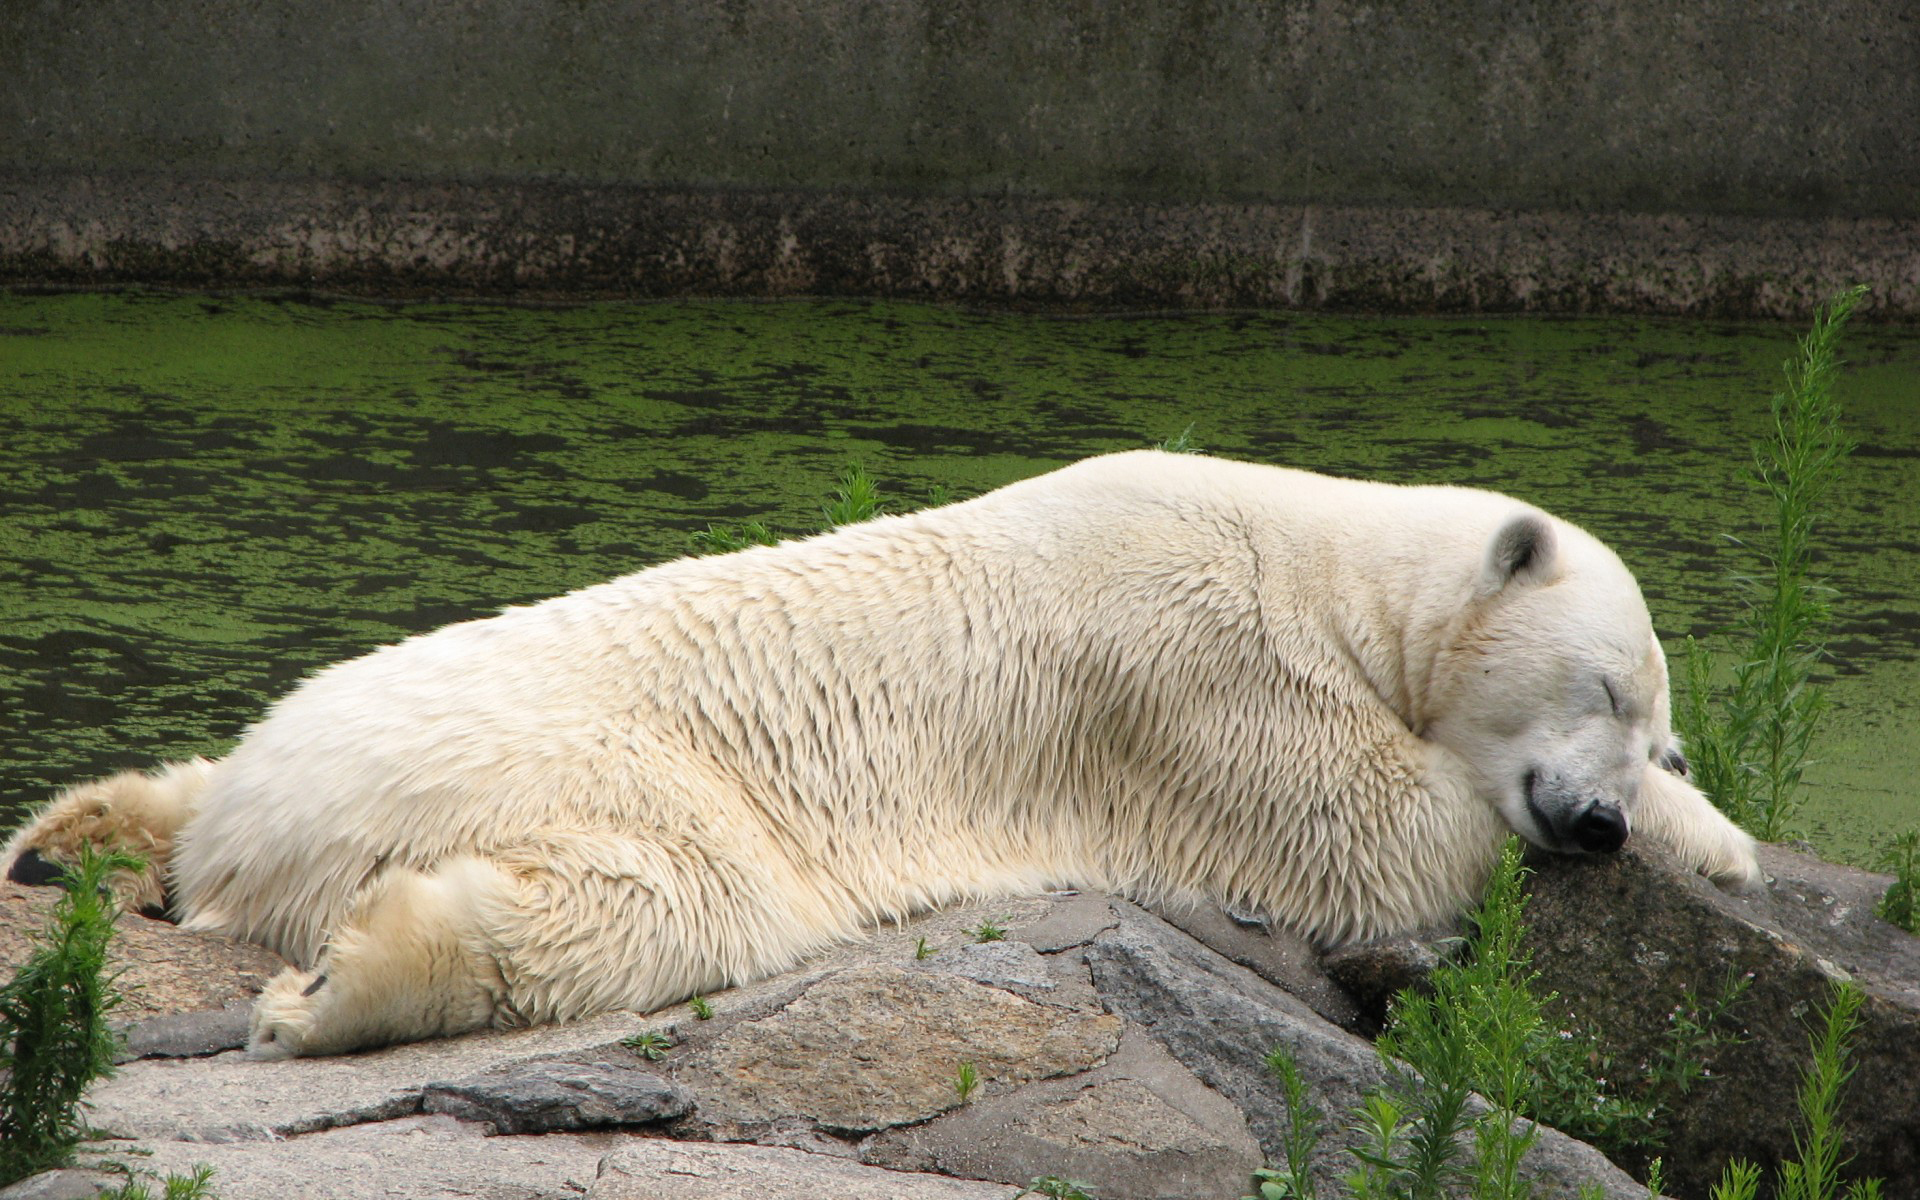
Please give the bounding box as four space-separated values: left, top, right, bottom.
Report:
1147 897 1366 1032
590 1141 1023 1199
1319 933 1452 1031
1086 903 1648 1200
863 1030 1264 1200
1015 893 1118 953
1525 841 1920 1199
672 965 1123 1136
92 1115 620 1200
118 1001 255 1062
423 1060 694 1133
914 938 1060 1002
3 174 1915 318
0 1172 122 1200
0 880 286 1024
82 1012 646 1141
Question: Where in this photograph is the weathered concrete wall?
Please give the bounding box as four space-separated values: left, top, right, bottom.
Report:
2 1 1917 314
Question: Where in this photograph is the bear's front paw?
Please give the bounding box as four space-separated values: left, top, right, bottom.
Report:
1704 833 1766 897
248 967 328 1060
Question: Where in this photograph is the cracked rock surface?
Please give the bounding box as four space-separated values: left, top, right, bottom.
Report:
3 843 1913 1200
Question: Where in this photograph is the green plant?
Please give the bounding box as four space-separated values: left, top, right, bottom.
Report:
969 918 1007 943
1778 980 1877 1200
690 518 780 555
1340 1092 1408 1200
100 1165 218 1200
1156 424 1200 454
913 936 936 960
1678 285 1867 841
820 462 883 528
690 462 898 555
688 995 714 1020
1713 979 1885 1200
0 845 144 1185
1873 830 1919 933
1258 1045 1324 1199
1380 841 1660 1158
622 1030 673 1060
1018 1176 1099 1200
1642 970 1752 1110
1711 1159 1764 1200
954 1060 980 1103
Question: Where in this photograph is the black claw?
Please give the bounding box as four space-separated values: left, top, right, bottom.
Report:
7 848 65 888
302 974 329 997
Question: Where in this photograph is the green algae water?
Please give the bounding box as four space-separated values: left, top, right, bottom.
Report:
2 290 1916 862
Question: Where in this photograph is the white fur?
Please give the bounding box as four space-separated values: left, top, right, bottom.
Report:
3 452 1758 1056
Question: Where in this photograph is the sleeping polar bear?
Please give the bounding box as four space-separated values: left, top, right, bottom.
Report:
4 452 1759 1057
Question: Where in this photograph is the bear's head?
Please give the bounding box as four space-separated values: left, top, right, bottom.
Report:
1421 512 1686 857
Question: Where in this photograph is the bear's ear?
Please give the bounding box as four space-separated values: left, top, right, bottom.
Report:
1480 513 1558 592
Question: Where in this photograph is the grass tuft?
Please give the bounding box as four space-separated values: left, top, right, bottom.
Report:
621 1030 673 1060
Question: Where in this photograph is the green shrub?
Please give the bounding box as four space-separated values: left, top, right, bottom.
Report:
1678 286 1867 841
1715 978 1884 1200
1873 831 1919 933
0 846 144 1184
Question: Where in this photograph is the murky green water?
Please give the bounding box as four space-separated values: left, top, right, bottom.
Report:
2 290 1915 862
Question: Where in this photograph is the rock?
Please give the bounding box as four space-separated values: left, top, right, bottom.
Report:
670 965 1122 1137
1524 841 1920 1198
118 1001 255 1062
590 1140 1023 1199
1014 893 1119 952
863 1029 1264 1200
423 1060 694 1133
0 881 285 1025
1319 933 1452 1031
82 1012 646 1141
1085 902 1648 1199
1146 897 1368 1032
86 1114 618 1200
915 938 1058 1000
0 1170 121 1200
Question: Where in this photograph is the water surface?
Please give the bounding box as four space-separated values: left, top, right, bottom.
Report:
2 291 1914 861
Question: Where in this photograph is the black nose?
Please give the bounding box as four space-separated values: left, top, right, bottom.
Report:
1570 804 1628 854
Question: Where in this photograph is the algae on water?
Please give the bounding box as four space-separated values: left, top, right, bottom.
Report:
2 291 1917 859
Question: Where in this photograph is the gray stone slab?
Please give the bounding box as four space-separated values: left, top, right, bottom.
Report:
590 1141 1024 1199
119 1002 254 1062
91 1115 618 1200
1014 893 1119 953
863 1029 1263 1200
1145 897 1367 1032
673 965 1121 1138
423 1061 693 1134
85 1011 646 1142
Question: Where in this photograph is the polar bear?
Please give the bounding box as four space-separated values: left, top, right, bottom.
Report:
4 452 1759 1057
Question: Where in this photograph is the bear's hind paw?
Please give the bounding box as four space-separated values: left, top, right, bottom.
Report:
247 967 325 1060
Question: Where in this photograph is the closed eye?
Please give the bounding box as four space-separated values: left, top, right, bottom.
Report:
1601 677 1623 717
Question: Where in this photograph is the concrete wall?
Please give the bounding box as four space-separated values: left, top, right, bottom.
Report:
3 1 1917 314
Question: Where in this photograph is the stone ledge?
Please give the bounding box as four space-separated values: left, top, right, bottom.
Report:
4 172 1915 319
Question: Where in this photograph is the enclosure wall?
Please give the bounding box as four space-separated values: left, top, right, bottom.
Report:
3 0 1916 314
